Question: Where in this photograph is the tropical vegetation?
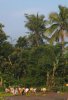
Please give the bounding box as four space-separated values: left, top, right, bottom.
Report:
0 5 68 93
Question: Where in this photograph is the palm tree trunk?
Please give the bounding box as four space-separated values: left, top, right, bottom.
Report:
60 29 64 54
35 33 39 47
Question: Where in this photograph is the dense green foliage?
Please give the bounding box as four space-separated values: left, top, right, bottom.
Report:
0 5 68 92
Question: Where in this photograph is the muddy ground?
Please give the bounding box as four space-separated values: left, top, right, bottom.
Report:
6 93 68 100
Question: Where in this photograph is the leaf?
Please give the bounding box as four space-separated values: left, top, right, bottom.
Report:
44 24 58 36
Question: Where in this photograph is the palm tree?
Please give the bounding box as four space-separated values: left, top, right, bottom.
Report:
25 13 46 46
44 5 68 52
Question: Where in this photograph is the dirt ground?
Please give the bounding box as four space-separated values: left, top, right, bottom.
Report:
6 93 68 100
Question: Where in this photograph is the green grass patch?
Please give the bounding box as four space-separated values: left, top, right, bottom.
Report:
0 92 13 97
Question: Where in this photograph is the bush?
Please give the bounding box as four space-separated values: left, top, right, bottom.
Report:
61 86 68 92
51 85 68 92
51 86 61 92
0 87 4 92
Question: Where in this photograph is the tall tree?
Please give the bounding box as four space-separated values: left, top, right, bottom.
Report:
25 13 46 46
44 5 68 51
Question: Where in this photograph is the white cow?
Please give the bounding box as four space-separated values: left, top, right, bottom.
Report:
41 87 46 93
14 88 18 95
5 88 10 93
24 88 29 95
9 87 15 95
30 87 37 93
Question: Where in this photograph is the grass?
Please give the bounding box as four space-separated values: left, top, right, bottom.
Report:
0 92 13 97
0 97 5 100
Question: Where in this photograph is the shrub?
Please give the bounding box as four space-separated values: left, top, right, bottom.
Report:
0 87 4 92
61 86 68 92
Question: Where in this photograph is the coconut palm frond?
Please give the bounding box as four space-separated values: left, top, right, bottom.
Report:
48 29 60 44
49 13 60 23
44 24 58 36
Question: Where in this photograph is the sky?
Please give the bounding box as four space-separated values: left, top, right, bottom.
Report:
0 0 68 42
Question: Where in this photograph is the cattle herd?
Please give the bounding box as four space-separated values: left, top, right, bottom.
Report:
5 87 47 95
5 83 68 95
